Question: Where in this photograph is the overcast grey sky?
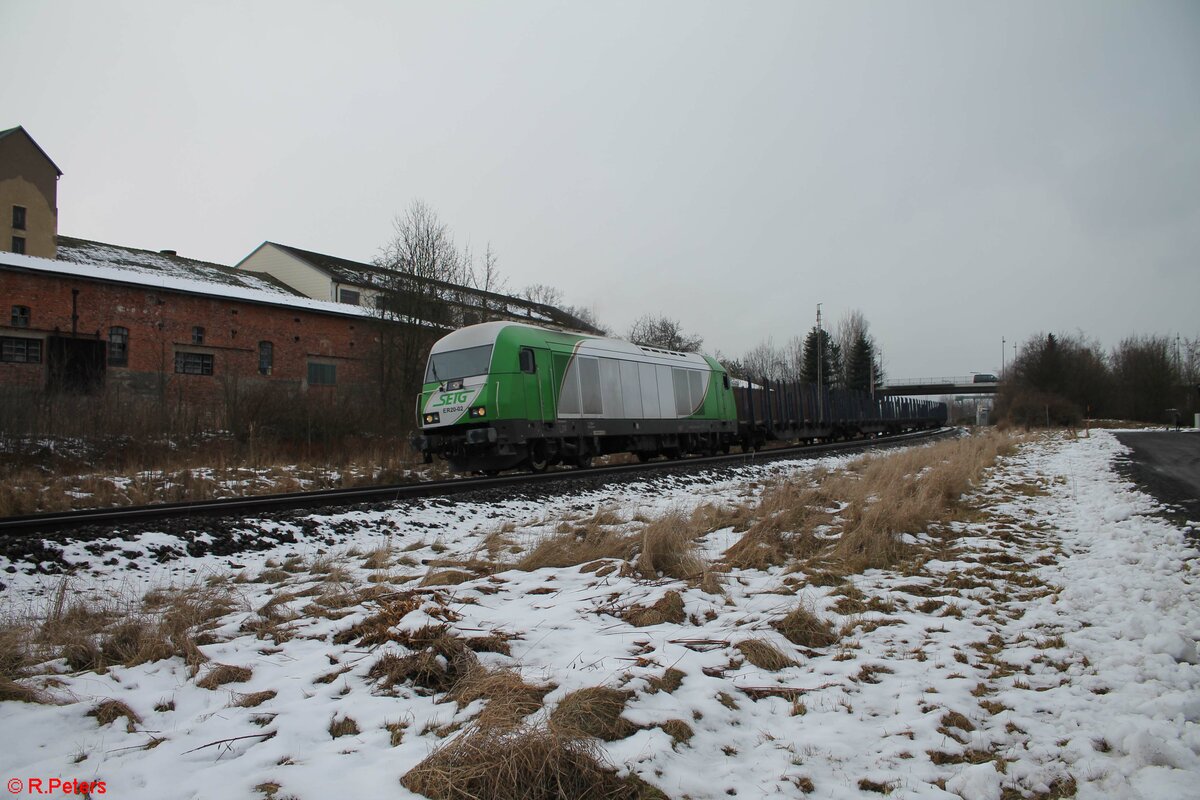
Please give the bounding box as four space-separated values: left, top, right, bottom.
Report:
3 1 1197 378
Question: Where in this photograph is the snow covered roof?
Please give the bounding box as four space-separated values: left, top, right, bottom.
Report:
0 242 430 325
56 236 299 296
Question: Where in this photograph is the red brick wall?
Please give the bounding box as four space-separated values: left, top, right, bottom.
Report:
0 269 379 402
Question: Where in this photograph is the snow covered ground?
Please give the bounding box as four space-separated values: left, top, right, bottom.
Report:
1 431 1197 799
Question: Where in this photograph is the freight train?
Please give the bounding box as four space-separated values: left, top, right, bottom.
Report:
412 321 946 473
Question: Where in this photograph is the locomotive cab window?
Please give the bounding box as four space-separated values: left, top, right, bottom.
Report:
425 344 493 383
519 347 536 374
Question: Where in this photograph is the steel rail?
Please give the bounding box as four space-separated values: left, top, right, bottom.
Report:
0 427 953 537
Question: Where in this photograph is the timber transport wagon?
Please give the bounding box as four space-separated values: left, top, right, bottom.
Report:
734 379 947 448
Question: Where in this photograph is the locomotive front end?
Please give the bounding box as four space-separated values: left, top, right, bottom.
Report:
412 323 525 473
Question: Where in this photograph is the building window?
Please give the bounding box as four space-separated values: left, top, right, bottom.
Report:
11 236 25 254
174 352 213 375
11 306 30 328
307 362 336 386
0 336 42 363
108 326 129 366
12 206 26 231
191 326 205 345
339 289 361 306
258 341 273 375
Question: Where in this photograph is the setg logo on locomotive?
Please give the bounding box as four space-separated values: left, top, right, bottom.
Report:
423 386 481 426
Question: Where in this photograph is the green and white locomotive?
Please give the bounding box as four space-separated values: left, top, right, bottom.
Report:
413 321 738 473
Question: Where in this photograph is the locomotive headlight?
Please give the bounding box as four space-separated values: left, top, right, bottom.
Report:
423 412 440 424
469 405 487 418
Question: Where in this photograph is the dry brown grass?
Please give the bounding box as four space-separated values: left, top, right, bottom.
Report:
368 627 480 696
0 425 427 515
735 638 799 670
401 721 661 800
196 664 253 690
333 593 423 647
329 714 361 738
517 527 637 571
645 668 686 694
0 624 48 703
773 604 838 649
449 663 551 728
636 513 706 581
721 433 1016 576
233 690 277 708
550 686 639 741
24 580 237 679
88 698 141 731
659 719 694 747
621 591 686 627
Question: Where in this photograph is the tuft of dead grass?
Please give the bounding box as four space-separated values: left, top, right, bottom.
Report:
233 690 277 708
0 624 49 704
636 513 706 581
659 719 694 747
646 668 685 694
735 638 799 671
516 527 636 572
401 721 658 800
449 663 551 729
329 714 361 739
88 698 141 731
196 663 253 690
368 628 480 696
773 604 838 649
622 591 686 627
550 686 639 741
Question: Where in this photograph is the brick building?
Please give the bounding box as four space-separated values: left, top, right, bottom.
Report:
0 240 388 401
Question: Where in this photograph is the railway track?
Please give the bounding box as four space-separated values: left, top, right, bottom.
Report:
0 427 953 538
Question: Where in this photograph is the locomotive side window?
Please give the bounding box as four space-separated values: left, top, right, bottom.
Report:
519 347 536 374
688 370 705 413
722 374 730 390
655 365 675 419
600 358 623 418
579 356 603 415
639 362 660 418
619 359 643 418
673 368 692 416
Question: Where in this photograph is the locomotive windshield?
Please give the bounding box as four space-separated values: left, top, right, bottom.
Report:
425 345 493 383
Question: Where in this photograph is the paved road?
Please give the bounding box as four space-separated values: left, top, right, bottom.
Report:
1114 432 1200 522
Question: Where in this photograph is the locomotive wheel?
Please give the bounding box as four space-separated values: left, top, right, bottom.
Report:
636 451 655 463
528 441 549 473
575 453 593 469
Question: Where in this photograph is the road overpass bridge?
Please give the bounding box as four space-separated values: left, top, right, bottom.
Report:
878 375 999 397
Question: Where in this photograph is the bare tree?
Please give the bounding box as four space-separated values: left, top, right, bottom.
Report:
521 283 564 308
628 315 703 352
742 338 788 381
375 200 468 285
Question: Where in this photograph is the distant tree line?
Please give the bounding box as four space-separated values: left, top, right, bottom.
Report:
716 309 884 392
997 332 1200 426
